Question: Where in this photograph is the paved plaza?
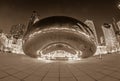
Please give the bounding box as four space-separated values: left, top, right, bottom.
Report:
0 53 120 81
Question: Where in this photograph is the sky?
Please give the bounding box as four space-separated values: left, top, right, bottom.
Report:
0 0 120 39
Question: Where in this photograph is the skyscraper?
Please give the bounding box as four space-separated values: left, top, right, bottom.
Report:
102 23 118 53
27 11 39 31
115 21 120 50
84 19 98 45
116 20 120 31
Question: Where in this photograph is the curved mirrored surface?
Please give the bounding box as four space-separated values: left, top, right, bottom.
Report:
23 16 97 59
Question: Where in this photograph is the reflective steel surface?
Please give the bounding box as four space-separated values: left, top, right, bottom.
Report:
23 16 97 59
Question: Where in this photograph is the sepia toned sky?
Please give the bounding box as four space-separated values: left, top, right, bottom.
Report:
0 0 120 38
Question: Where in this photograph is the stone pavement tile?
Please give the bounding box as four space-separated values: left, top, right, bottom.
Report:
12 72 29 79
16 67 27 71
72 72 80 77
42 77 59 81
68 68 79 73
0 76 20 81
60 70 70 73
102 66 119 72
76 75 95 81
46 73 59 78
60 73 73 78
29 67 40 71
0 54 120 81
49 70 59 73
115 69 120 73
49 68 59 73
85 70 105 80
98 76 120 81
32 71 47 77
0 65 3 67
40 69 49 72
109 67 120 72
24 75 42 81
60 77 76 81
110 72 120 79
0 66 11 71
0 71 8 78
72 71 87 77
98 69 113 75
92 73 105 80
22 69 34 74
4 68 19 74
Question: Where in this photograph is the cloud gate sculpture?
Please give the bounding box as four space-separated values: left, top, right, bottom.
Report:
23 16 97 60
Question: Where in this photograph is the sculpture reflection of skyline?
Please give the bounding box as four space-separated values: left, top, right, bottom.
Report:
0 11 120 60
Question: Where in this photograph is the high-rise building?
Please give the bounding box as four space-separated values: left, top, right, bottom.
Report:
10 24 25 39
115 21 120 51
27 11 39 31
102 23 118 53
116 20 120 30
84 19 98 45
